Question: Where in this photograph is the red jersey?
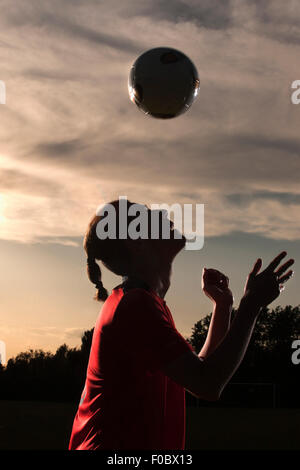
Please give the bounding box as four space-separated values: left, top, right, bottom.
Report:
69 283 194 450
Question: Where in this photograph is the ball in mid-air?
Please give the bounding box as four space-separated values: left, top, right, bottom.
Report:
128 47 200 119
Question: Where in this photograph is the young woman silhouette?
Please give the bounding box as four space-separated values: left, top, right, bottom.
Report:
69 199 294 450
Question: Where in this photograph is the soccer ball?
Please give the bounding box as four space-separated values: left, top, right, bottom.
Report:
128 47 200 119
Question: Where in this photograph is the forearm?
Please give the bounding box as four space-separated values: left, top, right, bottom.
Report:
198 296 260 397
199 302 233 358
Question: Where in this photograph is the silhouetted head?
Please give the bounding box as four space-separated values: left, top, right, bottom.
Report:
84 199 186 301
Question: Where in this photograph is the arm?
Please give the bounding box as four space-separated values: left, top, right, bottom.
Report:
162 252 294 401
199 268 233 359
163 295 259 400
196 295 259 398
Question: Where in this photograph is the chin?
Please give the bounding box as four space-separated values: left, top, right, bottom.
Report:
158 228 186 260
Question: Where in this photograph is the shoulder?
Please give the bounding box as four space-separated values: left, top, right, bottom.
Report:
113 287 166 326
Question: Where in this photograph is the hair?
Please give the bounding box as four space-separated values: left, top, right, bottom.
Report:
86 256 109 302
84 200 136 302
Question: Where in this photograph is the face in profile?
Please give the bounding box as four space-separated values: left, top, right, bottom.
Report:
96 200 186 266
145 206 186 261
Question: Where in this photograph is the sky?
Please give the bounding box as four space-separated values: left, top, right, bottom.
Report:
0 0 299 361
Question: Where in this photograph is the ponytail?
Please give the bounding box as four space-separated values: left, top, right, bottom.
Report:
86 256 109 302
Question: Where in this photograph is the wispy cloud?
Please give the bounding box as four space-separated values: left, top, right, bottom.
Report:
0 0 299 243
29 326 84 341
226 191 300 207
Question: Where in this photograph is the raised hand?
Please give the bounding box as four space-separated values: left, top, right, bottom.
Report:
202 268 234 305
244 251 294 308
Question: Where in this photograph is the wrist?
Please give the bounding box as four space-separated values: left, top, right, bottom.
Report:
214 298 233 310
239 293 261 318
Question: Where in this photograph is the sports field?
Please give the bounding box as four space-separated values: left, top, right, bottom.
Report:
0 401 298 450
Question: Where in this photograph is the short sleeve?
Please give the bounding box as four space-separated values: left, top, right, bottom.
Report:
113 289 194 370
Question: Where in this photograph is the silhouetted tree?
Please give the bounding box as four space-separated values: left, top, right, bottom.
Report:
0 330 94 402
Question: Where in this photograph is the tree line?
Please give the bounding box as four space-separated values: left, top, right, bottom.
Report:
0 305 299 407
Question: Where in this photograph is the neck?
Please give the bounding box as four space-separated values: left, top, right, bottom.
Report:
127 263 172 299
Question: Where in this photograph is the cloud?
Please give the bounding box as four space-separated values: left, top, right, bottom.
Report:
0 0 299 243
33 138 88 159
22 68 89 82
235 134 300 155
226 191 300 207
39 12 143 53
37 237 81 247
0 325 85 360
249 0 300 44
29 327 61 337
122 0 233 30
2 2 144 53
29 326 84 341
64 328 86 340
0 168 62 196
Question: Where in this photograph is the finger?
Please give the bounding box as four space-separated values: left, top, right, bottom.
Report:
249 258 262 278
265 251 287 273
275 259 295 277
278 269 294 284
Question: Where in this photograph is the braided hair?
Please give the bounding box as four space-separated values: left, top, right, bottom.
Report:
86 256 109 302
84 200 138 302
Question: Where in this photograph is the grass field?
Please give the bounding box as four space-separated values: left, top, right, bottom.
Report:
0 401 299 450
186 406 300 450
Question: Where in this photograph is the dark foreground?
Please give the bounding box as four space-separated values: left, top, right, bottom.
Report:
0 401 299 450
